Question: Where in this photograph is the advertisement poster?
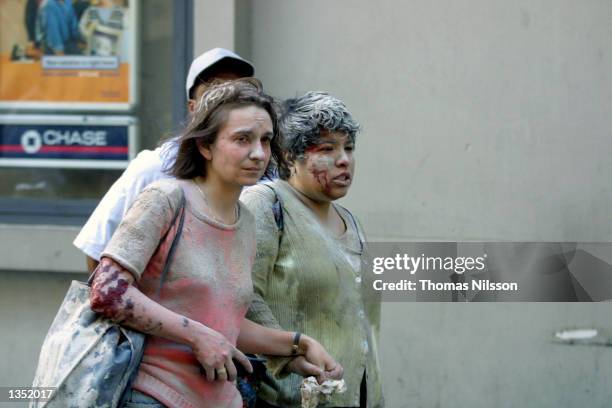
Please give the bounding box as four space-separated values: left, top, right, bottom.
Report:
0 114 136 168
0 0 137 110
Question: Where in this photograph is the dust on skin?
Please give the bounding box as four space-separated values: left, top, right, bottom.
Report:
142 317 163 333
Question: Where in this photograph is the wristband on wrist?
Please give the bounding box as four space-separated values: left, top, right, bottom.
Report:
291 332 302 355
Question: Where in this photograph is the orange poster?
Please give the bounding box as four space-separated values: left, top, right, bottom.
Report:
0 0 136 110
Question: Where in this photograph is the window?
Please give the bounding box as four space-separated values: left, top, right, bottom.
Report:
0 0 184 225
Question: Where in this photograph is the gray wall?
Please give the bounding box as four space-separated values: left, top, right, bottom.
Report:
242 1 612 406
0 270 77 405
246 0 612 242
380 303 612 407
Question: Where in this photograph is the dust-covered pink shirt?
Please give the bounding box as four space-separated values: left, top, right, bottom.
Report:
102 179 256 408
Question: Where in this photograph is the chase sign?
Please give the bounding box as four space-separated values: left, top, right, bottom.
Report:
0 115 136 169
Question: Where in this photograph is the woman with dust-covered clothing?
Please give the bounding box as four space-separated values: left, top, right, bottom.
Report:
242 92 384 407
89 79 342 408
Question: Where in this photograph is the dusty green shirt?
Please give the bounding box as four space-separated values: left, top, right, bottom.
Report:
241 180 384 407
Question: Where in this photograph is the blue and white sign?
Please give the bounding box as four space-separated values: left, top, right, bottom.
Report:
0 115 137 169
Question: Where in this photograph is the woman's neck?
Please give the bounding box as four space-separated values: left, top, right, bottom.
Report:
193 175 242 223
287 179 334 222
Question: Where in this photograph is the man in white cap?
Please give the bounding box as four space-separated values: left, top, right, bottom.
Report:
74 48 254 272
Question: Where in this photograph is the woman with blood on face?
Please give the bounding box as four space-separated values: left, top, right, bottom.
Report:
241 92 384 408
89 79 341 408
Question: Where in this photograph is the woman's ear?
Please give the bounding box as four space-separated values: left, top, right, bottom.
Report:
187 99 197 113
197 141 212 161
283 152 296 177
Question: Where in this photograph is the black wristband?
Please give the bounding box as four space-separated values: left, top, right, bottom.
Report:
291 332 302 355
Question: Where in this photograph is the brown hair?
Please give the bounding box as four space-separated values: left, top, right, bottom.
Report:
169 78 288 180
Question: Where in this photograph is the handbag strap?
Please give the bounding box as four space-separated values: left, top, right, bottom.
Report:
87 189 186 300
335 203 364 254
154 191 186 299
261 182 284 232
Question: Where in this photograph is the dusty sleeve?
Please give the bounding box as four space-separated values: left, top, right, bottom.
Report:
241 187 295 377
354 213 381 339
241 187 282 328
101 183 179 280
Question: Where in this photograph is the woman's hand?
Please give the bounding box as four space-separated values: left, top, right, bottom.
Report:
286 355 344 384
298 335 344 384
92 258 252 382
190 324 253 382
236 319 343 383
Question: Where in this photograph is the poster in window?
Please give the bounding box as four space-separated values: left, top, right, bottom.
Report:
0 0 137 111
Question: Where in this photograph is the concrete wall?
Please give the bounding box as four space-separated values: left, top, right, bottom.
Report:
240 1 612 406
380 303 612 407
193 0 236 54
246 0 612 242
0 271 78 394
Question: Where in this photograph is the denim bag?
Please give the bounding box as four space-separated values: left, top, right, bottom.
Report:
30 192 185 408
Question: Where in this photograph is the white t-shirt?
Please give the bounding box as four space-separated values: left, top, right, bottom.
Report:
73 139 178 260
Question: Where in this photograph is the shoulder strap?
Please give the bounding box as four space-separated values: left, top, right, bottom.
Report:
336 204 364 253
155 190 186 299
262 183 284 232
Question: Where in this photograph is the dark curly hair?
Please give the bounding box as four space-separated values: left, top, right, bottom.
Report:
169 78 288 180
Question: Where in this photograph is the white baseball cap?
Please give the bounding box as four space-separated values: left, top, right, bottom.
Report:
185 48 255 99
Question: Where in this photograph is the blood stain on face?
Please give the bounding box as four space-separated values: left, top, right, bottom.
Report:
304 148 336 193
